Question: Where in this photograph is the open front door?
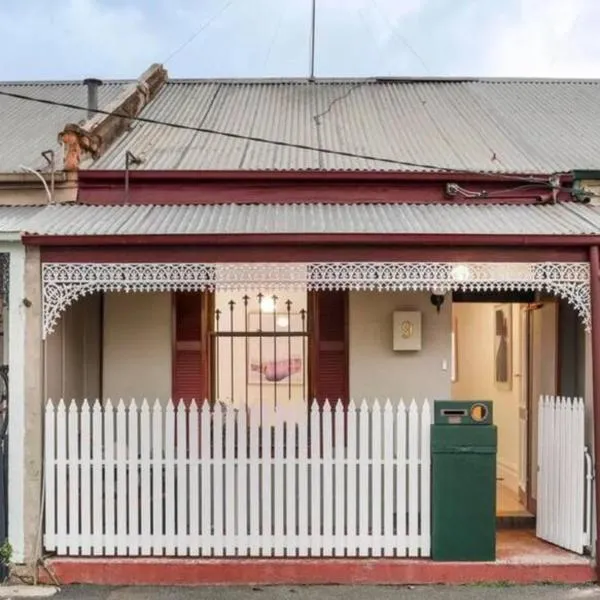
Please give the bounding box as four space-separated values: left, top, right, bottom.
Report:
517 306 529 508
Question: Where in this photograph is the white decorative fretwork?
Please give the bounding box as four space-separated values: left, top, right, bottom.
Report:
42 261 591 337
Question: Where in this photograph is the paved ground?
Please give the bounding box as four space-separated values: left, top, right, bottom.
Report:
50 585 600 600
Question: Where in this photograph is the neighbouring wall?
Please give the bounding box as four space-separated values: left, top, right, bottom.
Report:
23 246 42 562
102 292 172 401
349 291 452 402
451 303 522 492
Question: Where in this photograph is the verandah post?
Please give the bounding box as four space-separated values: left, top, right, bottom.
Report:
588 245 600 571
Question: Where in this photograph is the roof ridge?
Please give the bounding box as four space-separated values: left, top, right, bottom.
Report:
162 77 600 85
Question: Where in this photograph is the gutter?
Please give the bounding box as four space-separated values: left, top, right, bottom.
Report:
20 232 600 247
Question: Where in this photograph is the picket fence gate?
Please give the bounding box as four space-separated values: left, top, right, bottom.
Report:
44 398 432 558
536 395 593 555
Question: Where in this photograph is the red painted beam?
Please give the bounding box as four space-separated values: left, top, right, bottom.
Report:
23 232 598 247
76 169 571 205
40 558 595 586
81 169 569 184
38 244 587 265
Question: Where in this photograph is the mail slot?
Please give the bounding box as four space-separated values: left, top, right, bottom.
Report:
434 400 492 425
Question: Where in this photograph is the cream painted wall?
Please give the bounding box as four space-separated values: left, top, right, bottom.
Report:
349 291 452 402
102 292 172 401
452 303 522 492
0 178 76 205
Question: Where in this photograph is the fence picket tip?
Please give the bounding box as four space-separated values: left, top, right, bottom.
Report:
57 398 66 411
384 398 393 411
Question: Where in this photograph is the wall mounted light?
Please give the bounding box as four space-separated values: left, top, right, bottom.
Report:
430 287 446 313
451 264 471 282
430 293 445 313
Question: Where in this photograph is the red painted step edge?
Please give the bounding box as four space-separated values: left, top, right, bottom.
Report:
39 559 596 586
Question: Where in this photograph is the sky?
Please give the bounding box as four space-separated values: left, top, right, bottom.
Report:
0 0 598 81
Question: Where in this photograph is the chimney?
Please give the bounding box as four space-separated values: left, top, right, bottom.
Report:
83 78 103 119
60 64 167 170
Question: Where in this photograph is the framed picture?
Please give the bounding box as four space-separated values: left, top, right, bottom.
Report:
494 304 512 390
247 312 306 386
451 317 458 383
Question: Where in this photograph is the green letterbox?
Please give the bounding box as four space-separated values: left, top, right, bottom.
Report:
431 400 497 561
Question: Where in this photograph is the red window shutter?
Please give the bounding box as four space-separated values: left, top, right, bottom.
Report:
310 290 349 406
172 292 211 404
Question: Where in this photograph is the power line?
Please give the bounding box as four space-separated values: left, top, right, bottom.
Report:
368 0 430 75
163 0 238 64
0 87 555 182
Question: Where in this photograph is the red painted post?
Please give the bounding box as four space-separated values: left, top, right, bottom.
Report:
589 245 600 572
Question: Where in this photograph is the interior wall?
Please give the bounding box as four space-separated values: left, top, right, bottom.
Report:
44 294 101 402
349 291 452 402
102 292 172 401
451 303 522 492
215 289 308 424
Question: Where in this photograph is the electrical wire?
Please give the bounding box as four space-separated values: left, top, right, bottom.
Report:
368 0 430 74
0 88 557 183
163 0 238 65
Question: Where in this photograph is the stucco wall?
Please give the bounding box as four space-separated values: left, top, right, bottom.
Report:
349 291 452 402
102 292 172 401
451 303 522 492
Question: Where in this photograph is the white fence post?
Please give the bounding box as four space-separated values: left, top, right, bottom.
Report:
44 397 433 559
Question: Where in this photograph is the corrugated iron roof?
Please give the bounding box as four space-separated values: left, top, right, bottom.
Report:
20 202 600 236
0 206 45 233
88 78 600 173
0 80 127 172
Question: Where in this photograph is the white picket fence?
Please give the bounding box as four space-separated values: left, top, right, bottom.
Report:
44 398 432 558
536 395 592 555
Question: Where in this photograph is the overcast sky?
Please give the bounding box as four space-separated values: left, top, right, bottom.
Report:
0 0 598 81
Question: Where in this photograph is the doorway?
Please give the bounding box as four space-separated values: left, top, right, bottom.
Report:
451 299 559 522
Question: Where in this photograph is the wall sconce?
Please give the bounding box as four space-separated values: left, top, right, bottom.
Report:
430 289 446 313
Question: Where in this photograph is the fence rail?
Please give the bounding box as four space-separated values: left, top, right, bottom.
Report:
44 398 432 558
